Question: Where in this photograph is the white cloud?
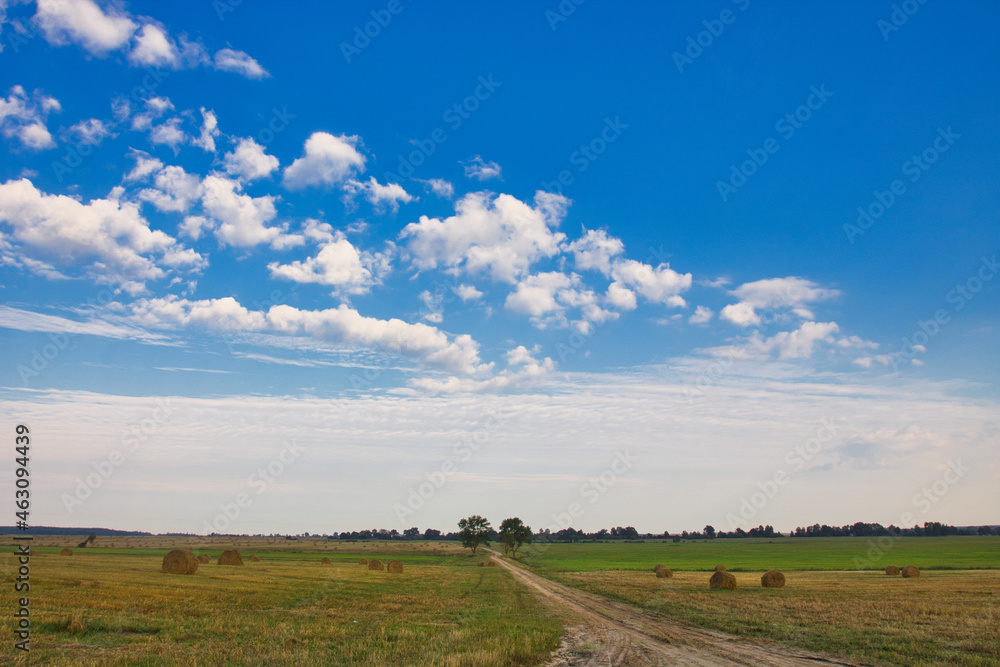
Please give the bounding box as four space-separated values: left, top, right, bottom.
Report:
609 259 691 307
191 108 219 153
606 282 637 311
410 345 554 394
149 117 186 151
506 271 617 332
566 227 624 276
400 190 568 283
267 233 392 297
123 150 163 182
199 175 282 248
0 85 59 151
131 296 489 375
689 305 714 324
212 48 269 79
138 165 201 213
0 177 203 291
34 0 137 55
505 271 573 317
721 277 841 326
704 321 841 361
720 301 760 327
343 177 414 213
418 178 455 199
0 304 167 342
68 118 114 146
463 155 502 181
128 23 176 67
131 96 173 132
455 284 482 301
283 132 366 190
223 137 279 181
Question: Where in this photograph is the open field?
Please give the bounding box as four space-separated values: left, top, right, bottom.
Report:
4 535 999 665
0 539 559 666
520 538 1000 666
520 536 1000 572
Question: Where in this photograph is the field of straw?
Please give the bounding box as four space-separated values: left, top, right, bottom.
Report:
0 537 559 666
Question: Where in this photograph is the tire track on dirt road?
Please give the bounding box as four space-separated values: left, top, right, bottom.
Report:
485 551 869 666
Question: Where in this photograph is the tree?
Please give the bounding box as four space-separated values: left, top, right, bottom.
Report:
704 525 716 539
498 517 533 557
457 515 492 555
403 527 420 540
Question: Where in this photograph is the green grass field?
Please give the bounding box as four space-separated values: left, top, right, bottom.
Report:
519 536 1000 572
518 537 1000 666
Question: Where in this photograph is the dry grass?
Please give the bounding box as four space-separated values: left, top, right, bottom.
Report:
558 569 1000 665
0 546 559 666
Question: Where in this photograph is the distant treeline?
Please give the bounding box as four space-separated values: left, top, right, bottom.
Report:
10 522 997 540
789 521 998 537
0 526 152 536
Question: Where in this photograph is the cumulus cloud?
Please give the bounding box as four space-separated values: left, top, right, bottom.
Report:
212 48 269 79
689 305 714 324
409 345 553 394
199 175 283 248
463 155 502 181
418 178 455 199
149 117 186 151
128 23 175 66
703 321 842 362
609 259 691 307
400 190 568 283
0 85 60 150
267 233 392 297
506 271 618 333
68 118 114 146
131 96 173 132
283 132 366 190
123 149 163 183
138 165 201 213
720 276 841 326
34 0 137 55
566 227 624 276
130 296 489 375
191 108 219 153
0 177 203 292
223 137 279 181
343 177 414 213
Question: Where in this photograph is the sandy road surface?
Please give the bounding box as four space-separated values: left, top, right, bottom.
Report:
484 551 868 667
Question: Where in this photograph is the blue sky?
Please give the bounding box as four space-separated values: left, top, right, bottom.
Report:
1 0 997 535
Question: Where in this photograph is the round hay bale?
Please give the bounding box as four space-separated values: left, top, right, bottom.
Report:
655 567 673 579
487 559 497 567
478 562 485 567
653 564 666 573
709 571 737 590
249 555 260 562
901 565 920 578
761 570 785 588
162 549 199 575
60 548 73 556
321 557 331 564
885 565 901 575
368 559 384 571
714 564 727 572
387 560 404 573
198 554 211 564
359 558 368 565
218 549 244 566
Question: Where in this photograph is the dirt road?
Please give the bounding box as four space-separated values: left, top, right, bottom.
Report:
484 551 866 667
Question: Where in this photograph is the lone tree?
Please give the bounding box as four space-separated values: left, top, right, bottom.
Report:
458 515 492 555
498 517 532 557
